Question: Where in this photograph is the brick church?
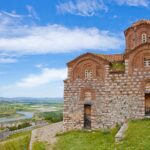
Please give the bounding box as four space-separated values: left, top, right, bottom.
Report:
63 20 150 130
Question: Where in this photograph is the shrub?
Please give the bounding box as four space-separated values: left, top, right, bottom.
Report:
110 62 125 72
8 122 31 131
37 110 63 123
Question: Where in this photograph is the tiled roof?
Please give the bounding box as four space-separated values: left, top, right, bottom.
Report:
94 54 124 62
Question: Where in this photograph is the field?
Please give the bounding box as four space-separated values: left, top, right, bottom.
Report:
0 98 63 150
0 98 63 124
54 119 150 150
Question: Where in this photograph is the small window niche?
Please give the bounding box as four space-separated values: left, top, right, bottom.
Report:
142 33 147 44
144 58 150 67
85 69 92 79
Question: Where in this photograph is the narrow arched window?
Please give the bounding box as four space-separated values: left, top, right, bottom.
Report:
142 33 147 44
144 58 150 67
85 69 92 79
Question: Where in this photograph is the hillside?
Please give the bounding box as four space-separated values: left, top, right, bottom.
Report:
54 119 150 150
1 119 150 150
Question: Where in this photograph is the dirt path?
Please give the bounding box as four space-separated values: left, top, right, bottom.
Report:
29 122 63 150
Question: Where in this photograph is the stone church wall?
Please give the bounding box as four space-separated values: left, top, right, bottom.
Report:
63 60 148 131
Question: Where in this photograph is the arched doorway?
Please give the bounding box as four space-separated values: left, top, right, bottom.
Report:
145 81 150 116
80 88 95 129
84 104 91 129
145 94 150 115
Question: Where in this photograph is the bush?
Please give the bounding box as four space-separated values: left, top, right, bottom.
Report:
110 62 125 72
37 111 63 123
8 122 31 131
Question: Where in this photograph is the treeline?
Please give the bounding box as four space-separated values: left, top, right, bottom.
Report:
8 122 31 131
36 110 63 123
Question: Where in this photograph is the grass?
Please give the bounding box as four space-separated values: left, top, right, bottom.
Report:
32 141 47 150
117 119 150 150
54 128 118 150
7 131 31 140
0 131 31 150
54 119 150 150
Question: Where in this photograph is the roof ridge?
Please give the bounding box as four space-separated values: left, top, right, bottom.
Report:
93 53 124 62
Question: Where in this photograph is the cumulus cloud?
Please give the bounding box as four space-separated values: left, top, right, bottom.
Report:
0 9 124 56
114 0 149 7
57 0 108 16
16 68 67 88
0 24 123 54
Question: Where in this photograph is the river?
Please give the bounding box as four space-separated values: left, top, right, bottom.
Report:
0 111 34 123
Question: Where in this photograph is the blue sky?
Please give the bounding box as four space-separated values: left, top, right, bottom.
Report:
0 0 149 97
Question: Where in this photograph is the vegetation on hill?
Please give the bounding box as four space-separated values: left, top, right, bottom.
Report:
35 110 63 123
8 122 31 131
0 131 31 150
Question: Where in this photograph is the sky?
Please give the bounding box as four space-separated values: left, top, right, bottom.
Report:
0 0 149 98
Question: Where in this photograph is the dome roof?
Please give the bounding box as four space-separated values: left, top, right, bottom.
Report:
131 19 150 27
125 19 150 35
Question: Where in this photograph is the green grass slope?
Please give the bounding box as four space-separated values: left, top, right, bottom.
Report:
117 119 150 150
32 141 46 150
54 119 150 150
54 128 118 150
0 131 31 150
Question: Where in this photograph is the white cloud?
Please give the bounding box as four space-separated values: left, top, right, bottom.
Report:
0 67 66 97
1 11 22 18
57 0 108 16
0 9 123 56
35 64 46 69
26 5 40 20
16 68 67 88
114 0 149 7
0 24 123 54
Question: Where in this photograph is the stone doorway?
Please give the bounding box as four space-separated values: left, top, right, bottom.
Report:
145 93 150 116
84 104 91 129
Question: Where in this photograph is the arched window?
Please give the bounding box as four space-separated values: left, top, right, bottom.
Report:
85 69 92 79
144 58 150 67
142 33 147 44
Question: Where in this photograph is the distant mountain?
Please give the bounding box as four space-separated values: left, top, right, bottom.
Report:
0 97 63 104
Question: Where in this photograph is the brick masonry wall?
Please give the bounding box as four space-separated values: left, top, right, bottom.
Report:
63 60 148 131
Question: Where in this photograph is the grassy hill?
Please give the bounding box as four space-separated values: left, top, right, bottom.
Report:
0 131 31 150
54 119 150 150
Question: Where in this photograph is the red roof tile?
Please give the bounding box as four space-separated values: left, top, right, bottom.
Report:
94 54 124 62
